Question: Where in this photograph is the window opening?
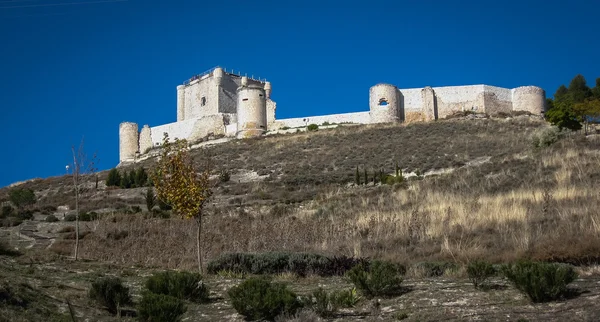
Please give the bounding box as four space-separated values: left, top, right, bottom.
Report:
378 98 389 106
201 97 206 106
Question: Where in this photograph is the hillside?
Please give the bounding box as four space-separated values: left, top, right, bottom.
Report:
2 115 600 321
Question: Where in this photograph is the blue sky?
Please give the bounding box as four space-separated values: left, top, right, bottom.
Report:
0 0 598 187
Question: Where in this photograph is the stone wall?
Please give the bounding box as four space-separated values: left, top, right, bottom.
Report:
512 86 546 114
483 85 513 115
274 112 371 129
119 122 139 162
182 74 218 120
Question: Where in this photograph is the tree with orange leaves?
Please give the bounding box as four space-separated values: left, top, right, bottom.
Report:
150 133 213 273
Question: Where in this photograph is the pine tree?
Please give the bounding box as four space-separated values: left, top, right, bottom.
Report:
363 168 368 185
568 74 592 103
355 166 360 185
106 168 121 187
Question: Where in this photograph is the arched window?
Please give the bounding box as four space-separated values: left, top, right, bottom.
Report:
379 98 389 106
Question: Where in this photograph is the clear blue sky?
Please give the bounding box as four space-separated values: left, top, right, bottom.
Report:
1 0 598 187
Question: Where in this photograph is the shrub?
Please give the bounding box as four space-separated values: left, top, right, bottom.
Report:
331 287 361 308
9 188 36 208
301 288 338 318
131 206 142 214
467 260 496 289
106 168 122 187
0 241 21 256
501 261 577 302
346 260 404 298
219 169 231 182
531 126 561 148
17 209 34 220
89 277 132 316
1 205 14 218
137 291 187 322
45 214 59 222
228 277 302 321
146 271 209 303
145 188 156 211
79 212 99 221
307 124 319 132
64 214 77 222
207 252 367 277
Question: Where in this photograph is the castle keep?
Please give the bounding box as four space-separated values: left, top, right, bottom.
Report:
119 67 546 163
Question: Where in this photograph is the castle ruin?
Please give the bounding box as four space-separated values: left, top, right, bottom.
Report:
119 66 546 164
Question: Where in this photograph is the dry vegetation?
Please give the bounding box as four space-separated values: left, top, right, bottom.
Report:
2 116 600 321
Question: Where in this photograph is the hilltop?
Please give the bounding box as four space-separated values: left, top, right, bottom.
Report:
1 114 600 321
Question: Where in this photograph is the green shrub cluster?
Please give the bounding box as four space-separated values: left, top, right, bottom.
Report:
415 261 457 277
45 214 59 222
219 169 231 182
137 291 187 322
300 287 361 318
106 167 152 189
346 260 405 298
88 277 132 316
207 252 368 277
501 261 577 302
8 188 36 208
145 271 209 303
531 126 562 148
228 277 302 321
467 260 497 289
307 124 319 131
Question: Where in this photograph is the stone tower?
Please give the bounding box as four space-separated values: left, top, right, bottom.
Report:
369 83 400 123
512 86 546 115
119 122 139 162
236 77 267 138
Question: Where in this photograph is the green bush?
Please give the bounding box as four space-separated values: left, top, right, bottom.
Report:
0 241 21 256
301 288 338 318
207 252 367 277
106 168 122 187
531 126 561 148
145 188 156 211
64 214 76 222
467 260 496 289
307 124 319 132
228 277 302 321
17 209 34 220
45 214 59 222
9 188 36 208
300 287 361 318
219 169 231 182
501 261 577 302
1 205 14 218
346 260 404 298
79 212 99 221
89 277 132 316
146 271 209 303
137 291 187 322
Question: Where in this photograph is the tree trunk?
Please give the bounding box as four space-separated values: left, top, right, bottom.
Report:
196 215 203 274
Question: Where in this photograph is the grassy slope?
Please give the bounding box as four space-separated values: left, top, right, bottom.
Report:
2 116 600 321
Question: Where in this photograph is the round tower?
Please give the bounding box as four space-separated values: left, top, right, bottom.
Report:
512 86 546 115
119 122 139 162
369 83 400 123
264 81 272 99
139 125 152 155
236 84 267 138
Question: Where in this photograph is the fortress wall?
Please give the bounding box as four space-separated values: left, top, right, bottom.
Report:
483 85 513 114
183 77 218 120
275 111 371 129
218 74 239 114
149 114 234 147
139 125 153 154
267 99 276 127
512 86 545 115
430 85 485 118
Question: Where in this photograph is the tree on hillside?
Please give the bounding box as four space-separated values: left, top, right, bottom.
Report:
69 138 98 261
573 99 600 135
8 188 36 209
593 78 600 99
150 133 213 273
106 168 121 187
546 75 596 131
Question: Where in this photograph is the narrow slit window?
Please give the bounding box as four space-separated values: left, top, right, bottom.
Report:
242 98 249 101
201 97 206 106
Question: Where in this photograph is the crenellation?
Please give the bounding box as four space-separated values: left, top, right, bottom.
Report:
118 66 546 164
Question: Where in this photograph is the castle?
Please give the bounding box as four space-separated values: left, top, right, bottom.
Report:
119 66 546 163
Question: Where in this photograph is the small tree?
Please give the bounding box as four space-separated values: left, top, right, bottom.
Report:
106 168 121 187
69 138 97 261
8 188 36 209
145 187 156 211
151 133 213 273
355 166 360 186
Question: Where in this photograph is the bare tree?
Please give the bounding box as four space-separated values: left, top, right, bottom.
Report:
70 138 98 261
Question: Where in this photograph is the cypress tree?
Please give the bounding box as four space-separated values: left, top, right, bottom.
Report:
355 166 360 185
363 168 368 185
